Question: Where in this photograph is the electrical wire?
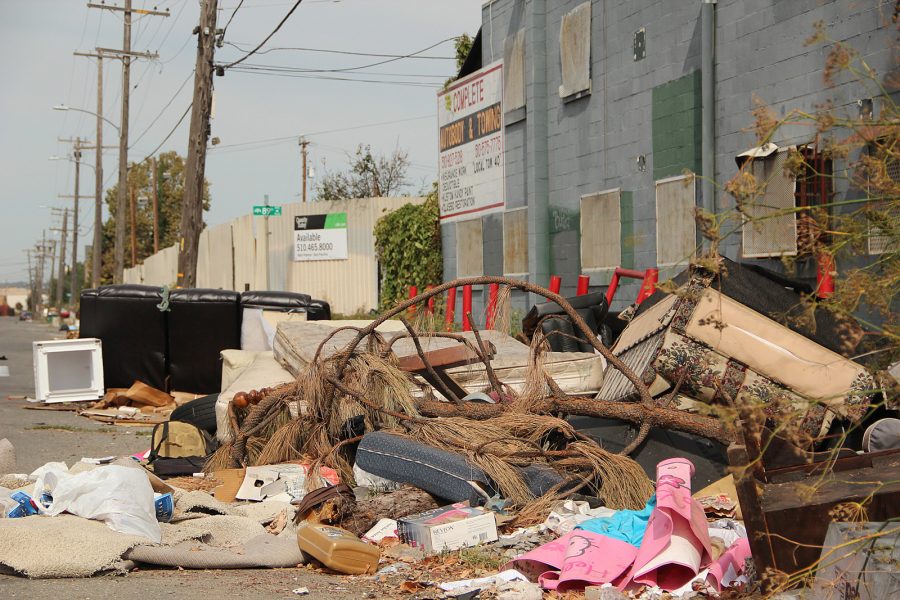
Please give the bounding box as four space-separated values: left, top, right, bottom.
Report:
130 70 195 148
227 61 448 77
222 0 305 69
208 113 435 153
140 102 193 161
222 40 454 60
221 0 245 36
224 37 456 73
226 67 442 87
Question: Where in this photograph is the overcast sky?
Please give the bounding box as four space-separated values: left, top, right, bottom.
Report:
0 0 483 284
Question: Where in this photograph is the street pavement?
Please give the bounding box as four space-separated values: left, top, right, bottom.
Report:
0 316 369 599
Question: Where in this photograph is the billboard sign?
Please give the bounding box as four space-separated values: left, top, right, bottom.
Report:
437 60 504 222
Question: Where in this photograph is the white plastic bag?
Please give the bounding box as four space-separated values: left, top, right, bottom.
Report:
31 463 160 542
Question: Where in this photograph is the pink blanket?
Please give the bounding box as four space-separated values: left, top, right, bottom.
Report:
503 531 638 590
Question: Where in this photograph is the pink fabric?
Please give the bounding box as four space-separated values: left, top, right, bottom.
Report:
503 531 638 591
707 537 752 590
626 457 713 591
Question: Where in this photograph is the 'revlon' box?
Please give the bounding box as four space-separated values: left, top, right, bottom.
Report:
397 502 498 554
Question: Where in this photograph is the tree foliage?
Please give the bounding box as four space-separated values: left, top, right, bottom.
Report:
698 23 898 370
316 144 411 201
444 34 474 89
374 185 442 311
95 151 211 283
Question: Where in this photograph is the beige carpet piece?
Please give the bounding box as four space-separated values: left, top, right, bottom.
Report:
0 491 298 578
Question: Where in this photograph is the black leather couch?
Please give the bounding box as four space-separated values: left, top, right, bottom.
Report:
80 285 330 393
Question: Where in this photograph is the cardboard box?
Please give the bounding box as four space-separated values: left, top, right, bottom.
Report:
398 503 498 554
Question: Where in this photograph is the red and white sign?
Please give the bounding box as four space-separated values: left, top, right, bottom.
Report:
437 61 504 222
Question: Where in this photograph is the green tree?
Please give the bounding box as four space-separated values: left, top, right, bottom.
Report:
94 151 211 283
316 144 411 201
374 184 442 311
444 33 474 88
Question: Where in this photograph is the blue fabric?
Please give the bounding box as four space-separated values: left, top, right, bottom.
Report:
575 495 656 547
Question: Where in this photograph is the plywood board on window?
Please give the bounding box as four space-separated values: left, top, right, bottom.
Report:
504 30 525 112
559 2 591 98
581 190 621 270
503 208 528 275
656 175 697 266
741 150 798 258
457 218 484 277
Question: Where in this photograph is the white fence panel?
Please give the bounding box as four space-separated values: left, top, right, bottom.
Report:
231 215 256 291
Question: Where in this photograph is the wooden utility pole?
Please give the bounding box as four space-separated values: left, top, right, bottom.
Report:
75 50 106 287
24 250 33 310
130 184 137 267
178 0 218 288
88 2 167 284
71 139 83 306
36 233 47 314
299 137 309 203
55 210 68 309
151 156 160 253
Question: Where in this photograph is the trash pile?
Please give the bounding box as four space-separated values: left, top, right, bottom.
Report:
2 259 898 599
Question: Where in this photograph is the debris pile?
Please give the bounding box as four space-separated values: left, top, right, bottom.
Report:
2 260 897 599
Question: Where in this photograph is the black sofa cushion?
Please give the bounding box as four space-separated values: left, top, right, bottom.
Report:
168 289 241 394
80 284 167 390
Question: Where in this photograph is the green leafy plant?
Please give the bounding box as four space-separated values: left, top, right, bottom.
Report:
374 187 442 312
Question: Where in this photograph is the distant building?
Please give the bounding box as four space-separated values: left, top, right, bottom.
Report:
0 287 29 310
440 0 896 316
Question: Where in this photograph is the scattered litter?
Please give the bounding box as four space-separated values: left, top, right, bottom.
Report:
398 503 498 554
291 587 309 595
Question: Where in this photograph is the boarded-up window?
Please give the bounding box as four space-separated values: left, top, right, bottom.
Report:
559 2 591 99
741 150 798 258
581 190 621 270
656 175 697 266
504 30 525 113
503 208 528 274
456 218 484 277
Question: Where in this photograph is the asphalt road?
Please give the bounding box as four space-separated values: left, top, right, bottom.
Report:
0 317 371 599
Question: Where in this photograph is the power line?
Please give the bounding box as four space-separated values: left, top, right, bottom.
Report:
222 40 454 60
226 61 448 78
140 102 193 160
224 37 456 73
208 113 435 153
130 70 195 148
221 0 245 35
222 0 305 69
226 67 442 87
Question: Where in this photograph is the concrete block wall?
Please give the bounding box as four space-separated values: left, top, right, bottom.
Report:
442 0 895 318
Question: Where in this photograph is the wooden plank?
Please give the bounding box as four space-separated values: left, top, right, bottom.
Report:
396 340 494 372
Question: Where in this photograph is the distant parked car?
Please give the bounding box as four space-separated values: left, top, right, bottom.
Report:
19 310 32 321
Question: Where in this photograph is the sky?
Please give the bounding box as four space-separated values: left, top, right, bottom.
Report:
0 0 484 284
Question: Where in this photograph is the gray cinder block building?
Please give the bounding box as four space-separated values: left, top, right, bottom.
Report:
440 0 896 318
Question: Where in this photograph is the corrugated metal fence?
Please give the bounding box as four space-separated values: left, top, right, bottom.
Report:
123 197 423 315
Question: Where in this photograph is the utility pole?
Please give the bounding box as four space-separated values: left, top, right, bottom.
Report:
75 50 105 287
35 232 48 315
130 183 137 266
48 240 58 302
55 210 69 309
88 1 167 284
24 250 33 310
71 139 83 306
151 156 159 253
299 137 309 203
178 0 218 288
